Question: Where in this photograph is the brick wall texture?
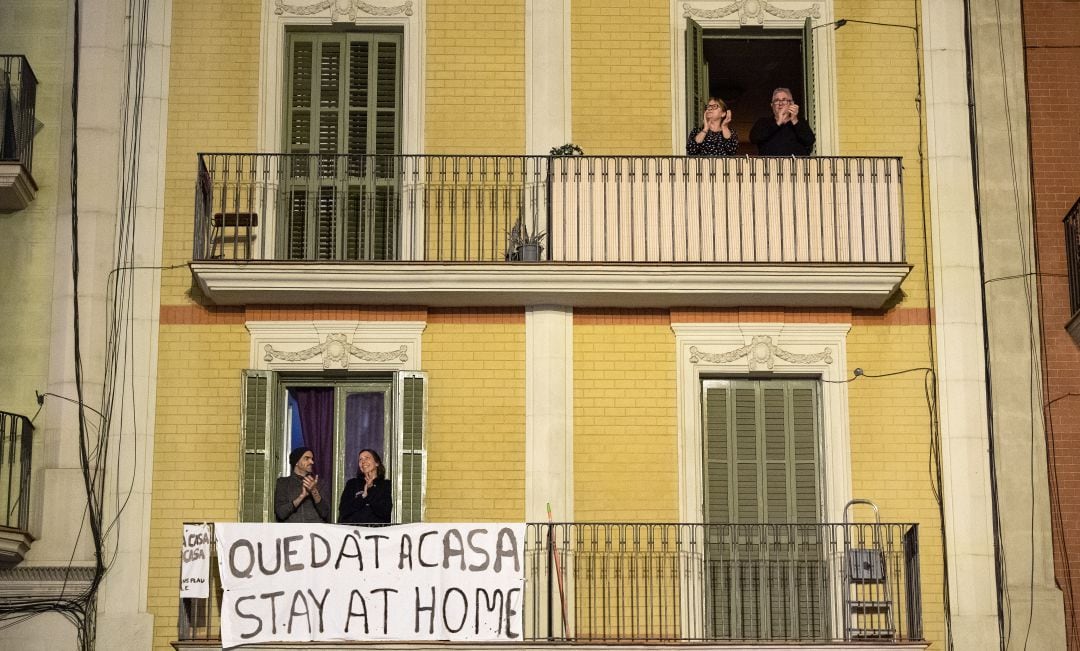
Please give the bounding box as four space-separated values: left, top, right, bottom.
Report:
1024 0 1080 646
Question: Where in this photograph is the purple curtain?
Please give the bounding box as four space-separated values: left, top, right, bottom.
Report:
344 393 386 479
290 388 335 500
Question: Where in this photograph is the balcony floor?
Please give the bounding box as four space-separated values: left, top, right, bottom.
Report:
174 641 930 650
190 261 911 309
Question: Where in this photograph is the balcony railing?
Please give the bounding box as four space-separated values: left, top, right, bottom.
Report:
178 521 921 645
1066 198 1080 322
0 55 37 173
194 154 905 266
0 411 32 532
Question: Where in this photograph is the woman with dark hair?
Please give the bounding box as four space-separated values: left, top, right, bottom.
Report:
337 448 393 524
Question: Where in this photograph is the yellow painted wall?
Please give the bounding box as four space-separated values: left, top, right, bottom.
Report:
425 0 526 153
423 319 527 520
574 320 678 520
833 0 932 309
571 0 673 155
161 0 261 305
147 324 248 651
847 322 944 646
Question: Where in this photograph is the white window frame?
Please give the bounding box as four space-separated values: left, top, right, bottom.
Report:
258 0 424 155
671 322 853 525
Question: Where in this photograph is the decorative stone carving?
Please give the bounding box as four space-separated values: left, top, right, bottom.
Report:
690 335 832 370
275 0 413 22
263 333 408 369
684 0 820 25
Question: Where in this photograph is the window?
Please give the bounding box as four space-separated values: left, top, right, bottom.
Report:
701 378 826 640
281 31 402 260
240 370 426 523
685 18 816 154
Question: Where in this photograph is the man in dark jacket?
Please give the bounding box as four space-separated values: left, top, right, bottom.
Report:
274 446 330 523
749 87 816 156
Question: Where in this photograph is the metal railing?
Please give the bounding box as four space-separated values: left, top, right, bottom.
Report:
1066 198 1080 319
194 154 905 265
0 55 38 173
0 411 33 531
178 521 921 644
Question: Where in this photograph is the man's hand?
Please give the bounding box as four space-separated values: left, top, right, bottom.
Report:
788 103 800 124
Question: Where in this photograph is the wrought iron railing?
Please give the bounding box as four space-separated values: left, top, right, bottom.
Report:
1066 198 1080 319
178 521 921 644
0 410 33 531
193 154 905 265
0 55 38 173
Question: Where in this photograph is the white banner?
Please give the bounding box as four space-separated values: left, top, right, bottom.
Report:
214 522 525 647
181 523 211 598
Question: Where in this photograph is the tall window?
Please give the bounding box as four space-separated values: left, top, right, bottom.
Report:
240 371 426 523
282 31 402 260
686 18 816 155
701 378 826 640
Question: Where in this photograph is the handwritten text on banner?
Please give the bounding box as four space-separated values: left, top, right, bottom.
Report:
214 522 525 646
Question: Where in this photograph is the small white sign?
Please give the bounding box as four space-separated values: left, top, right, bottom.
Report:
181 523 211 599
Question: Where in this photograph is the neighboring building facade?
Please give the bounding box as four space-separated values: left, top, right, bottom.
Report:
0 1 1070 650
1024 0 1080 647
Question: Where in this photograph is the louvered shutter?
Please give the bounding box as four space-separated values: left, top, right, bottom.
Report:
703 384 731 522
704 379 822 524
394 371 427 523
702 379 825 640
802 18 816 149
685 18 707 137
240 370 276 522
284 31 401 260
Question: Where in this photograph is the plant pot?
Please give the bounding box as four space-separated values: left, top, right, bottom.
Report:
515 243 542 261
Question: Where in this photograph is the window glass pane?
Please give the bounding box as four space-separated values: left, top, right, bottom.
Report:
343 391 387 482
286 387 337 505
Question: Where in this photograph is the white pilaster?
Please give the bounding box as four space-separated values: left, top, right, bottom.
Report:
525 0 571 154
525 306 574 522
921 0 1000 645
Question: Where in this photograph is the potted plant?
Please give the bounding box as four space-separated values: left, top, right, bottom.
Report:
550 143 585 156
506 218 546 261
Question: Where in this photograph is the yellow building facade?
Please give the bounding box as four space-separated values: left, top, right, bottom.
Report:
142 1 952 649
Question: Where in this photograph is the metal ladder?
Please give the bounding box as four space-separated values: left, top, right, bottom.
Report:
842 499 895 640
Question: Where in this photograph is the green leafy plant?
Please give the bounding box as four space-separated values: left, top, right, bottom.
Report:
506 219 546 261
549 143 585 156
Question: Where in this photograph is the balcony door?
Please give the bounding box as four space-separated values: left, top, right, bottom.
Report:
282 31 402 260
701 378 828 640
686 18 815 155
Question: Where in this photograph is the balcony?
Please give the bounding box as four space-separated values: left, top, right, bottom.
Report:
176 521 923 649
0 55 38 212
1066 198 1080 343
0 411 33 565
189 154 910 310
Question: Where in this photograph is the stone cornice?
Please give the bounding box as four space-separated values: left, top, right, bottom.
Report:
191 262 910 309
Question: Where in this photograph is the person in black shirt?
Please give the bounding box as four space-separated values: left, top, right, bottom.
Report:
338 448 392 524
749 87 815 156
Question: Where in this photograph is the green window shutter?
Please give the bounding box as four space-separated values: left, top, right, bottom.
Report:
240 370 276 522
394 371 427 523
703 384 731 523
802 17 816 144
702 379 821 524
685 18 706 136
790 383 820 522
283 31 402 261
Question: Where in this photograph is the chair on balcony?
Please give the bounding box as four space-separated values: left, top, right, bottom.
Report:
209 212 258 260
